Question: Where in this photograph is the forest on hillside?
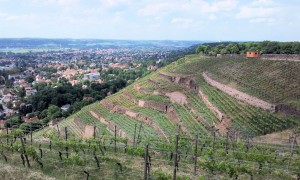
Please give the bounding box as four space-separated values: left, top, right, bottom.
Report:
196 41 300 55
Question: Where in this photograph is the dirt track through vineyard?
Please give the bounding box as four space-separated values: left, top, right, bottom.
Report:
203 72 275 111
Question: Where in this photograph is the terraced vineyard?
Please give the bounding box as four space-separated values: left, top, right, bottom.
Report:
16 54 299 179
171 55 300 108
34 54 300 141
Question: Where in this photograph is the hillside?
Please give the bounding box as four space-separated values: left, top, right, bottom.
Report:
36 55 300 139
1 54 300 179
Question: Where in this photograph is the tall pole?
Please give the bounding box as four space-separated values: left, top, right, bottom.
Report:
65 127 68 158
114 125 117 153
173 135 179 180
93 124 96 139
6 127 8 145
194 134 198 175
144 144 149 180
133 124 137 148
30 123 33 145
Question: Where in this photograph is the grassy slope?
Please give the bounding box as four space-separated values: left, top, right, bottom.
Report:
35 55 300 140
6 55 300 179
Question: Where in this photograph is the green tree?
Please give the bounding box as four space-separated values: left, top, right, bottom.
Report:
25 76 35 83
47 105 61 117
17 87 26 98
196 45 209 54
4 116 23 128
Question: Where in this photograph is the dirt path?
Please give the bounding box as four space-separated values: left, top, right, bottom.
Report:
90 111 108 125
198 89 224 121
203 72 275 111
216 118 231 135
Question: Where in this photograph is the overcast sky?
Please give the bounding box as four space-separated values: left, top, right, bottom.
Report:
0 0 299 41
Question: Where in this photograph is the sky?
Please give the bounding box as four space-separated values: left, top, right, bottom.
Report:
0 0 299 41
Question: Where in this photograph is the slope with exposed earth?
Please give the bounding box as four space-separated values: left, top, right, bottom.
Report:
2 54 298 180
35 55 300 141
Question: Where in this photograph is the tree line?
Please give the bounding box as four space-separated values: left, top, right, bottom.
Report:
196 41 300 55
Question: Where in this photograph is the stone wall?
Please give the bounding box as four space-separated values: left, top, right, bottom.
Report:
261 54 300 61
157 73 198 91
122 93 168 112
203 72 276 112
275 104 300 116
153 90 166 95
215 54 245 59
100 100 114 110
214 54 300 61
138 100 168 112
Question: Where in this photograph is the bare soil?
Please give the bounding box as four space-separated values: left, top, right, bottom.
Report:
165 91 187 105
253 129 300 145
216 118 231 135
82 125 94 138
203 72 275 111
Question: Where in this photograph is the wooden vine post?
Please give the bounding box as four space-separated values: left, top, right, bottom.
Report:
93 124 96 139
133 124 137 148
19 136 31 168
65 127 69 158
6 127 8 145
136 123 142 147
194 134 198 175
144 144 149 180
30 123 33 145
288 133 297 169
173 135 179 180
114 125 117 153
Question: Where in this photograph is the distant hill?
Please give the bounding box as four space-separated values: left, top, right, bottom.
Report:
0 38 205 50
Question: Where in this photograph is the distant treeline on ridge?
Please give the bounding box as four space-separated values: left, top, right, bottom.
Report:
196 41 300 55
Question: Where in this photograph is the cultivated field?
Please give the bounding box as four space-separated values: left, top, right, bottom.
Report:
2 55 300 179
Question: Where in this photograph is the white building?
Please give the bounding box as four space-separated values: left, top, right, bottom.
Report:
8 73 23 80
84 73 100 81
25 88 37 97
61 104 70 111
0 63 16 71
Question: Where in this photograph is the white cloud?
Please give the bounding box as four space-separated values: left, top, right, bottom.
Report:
0 11 7 17
46 0 80 5
249 17 275 24
138 0 238 17
203 0 238 13
236 7 277 19
99 0 132 7
4 14 37 22
30 0 80 7
170 17 203 30
236 0 280 20
138 3 174 16
209 14 217 20
251 0 274 6
171 18 193 24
